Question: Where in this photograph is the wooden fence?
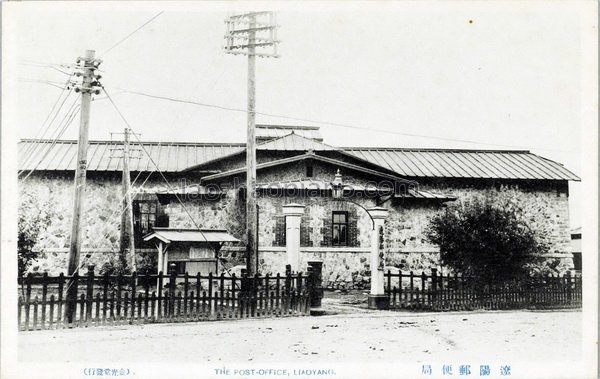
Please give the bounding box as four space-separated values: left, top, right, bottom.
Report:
18 265 316 332
385 268 582 311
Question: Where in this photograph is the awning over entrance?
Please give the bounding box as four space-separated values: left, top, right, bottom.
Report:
143 228 240 276
143 227 240 244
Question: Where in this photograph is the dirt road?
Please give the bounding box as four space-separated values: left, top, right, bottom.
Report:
18 309 581 363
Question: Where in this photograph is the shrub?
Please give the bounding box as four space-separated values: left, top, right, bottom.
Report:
425 193 547 284
18 192 54 277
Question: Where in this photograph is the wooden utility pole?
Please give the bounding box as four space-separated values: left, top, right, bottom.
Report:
224 11 280 275
122 127 137 272
246 15 257 275
65 50 102 323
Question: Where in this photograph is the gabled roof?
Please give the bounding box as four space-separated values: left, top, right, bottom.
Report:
143 227 239 244
18 139 243 173
17 137 580 181
182 132 340 172
258 132 335 151
344 148 580 181
201 151 415 184
256 124 323 141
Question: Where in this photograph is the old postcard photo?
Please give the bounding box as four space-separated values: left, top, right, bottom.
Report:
1 1 598 379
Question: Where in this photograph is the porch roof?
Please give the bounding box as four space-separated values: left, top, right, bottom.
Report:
255 180 457 200
143 228 240 244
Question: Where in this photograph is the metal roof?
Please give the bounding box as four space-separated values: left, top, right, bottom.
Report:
344 148 580 181
257 132 335 151
18 138 579 181
256 124 323 141
256 179 456 200
18 140 244 173
182 132 338 172
143 228 240 244
201 151 413 184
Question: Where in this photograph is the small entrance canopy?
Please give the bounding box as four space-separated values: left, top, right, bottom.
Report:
144 227 240 245
143 227 240 275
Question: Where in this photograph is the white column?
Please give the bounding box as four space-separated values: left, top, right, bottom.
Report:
367 207 389 297
282 203 305 273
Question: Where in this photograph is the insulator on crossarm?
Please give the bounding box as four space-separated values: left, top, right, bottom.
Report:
94 89 101 95
74 87 81 93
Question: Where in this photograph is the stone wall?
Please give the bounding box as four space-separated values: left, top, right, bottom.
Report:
19 164 573 284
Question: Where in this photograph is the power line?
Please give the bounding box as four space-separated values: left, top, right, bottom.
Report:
115 88 576 154
19 77 74 166
19 91 77 173
19 79 66 90
101 86 210 246
19 62 74 76
20 102 81 182
99 11 164 57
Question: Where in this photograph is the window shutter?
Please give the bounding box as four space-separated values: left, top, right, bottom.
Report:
320 217 332 247
348 208 359 247
300 215 313 247
273 216 286 247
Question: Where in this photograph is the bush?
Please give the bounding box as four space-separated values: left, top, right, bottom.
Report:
425 193 547 284
18 192 54 277
98 254 131 276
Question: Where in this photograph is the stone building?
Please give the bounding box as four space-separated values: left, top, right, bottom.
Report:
18 125 580 288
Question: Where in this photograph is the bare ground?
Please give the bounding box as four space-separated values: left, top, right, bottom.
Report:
18 299 581 363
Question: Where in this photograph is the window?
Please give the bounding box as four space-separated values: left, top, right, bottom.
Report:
331 211 348 246
572 253 582 272
306 161 313 177
134 200 158 246
171 261 186 275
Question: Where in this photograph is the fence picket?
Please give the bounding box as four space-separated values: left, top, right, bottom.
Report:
183 273 189 318
95 293 101 326
48 295 55 329
381 269 582 312
78 294 85 328
40 272 48 330
150 292 156 321
32 296 39 331
18 296 23 330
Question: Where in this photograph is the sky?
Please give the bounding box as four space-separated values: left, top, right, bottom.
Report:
5 1 594 227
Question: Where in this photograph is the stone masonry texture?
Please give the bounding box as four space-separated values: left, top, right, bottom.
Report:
19 158 574 287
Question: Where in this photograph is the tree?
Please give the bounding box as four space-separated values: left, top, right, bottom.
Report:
18 192 54 277
425 194 547 284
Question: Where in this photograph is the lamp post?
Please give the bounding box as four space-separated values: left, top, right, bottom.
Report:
330 169 389 309
330 169 376 229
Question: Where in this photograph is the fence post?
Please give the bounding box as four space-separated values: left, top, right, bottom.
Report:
565 270 572 303
168 263 177 318
240 269 248 318
66 272 79 326
41 272 48 330
156 271 164 320
431 268 437 309
307 261 323 309
85 264 95 324
421 272 427 307
285 264 292 311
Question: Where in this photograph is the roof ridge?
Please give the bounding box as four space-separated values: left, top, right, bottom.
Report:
19 139 245 147
256 124 321 130
342 146 531 153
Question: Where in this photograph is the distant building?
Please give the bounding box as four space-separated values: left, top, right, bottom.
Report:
18 125 580 288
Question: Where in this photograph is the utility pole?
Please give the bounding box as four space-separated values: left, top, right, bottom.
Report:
112 129 141 272
224 11 280 275
122 128 137 272
65 50 102 323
